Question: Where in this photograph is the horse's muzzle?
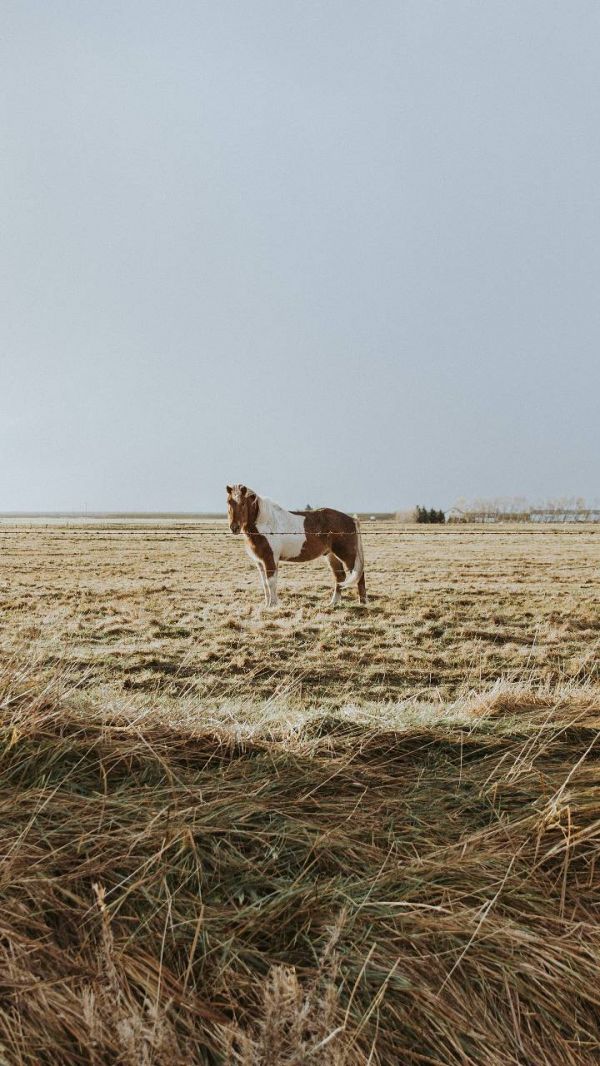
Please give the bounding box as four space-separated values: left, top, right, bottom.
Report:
230 522 241 535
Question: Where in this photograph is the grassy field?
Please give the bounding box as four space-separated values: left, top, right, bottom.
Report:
1 520 598 714
0 521 599 1064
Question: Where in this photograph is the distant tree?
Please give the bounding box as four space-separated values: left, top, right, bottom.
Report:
415 506 445 524
305 504 313 511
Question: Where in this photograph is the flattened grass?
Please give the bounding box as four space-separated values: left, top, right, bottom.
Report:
1 665 599 1064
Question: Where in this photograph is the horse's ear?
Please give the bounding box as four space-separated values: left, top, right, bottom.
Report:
226 485 233 495
240 485 247 496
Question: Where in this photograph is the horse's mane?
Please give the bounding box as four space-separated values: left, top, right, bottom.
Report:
256 495 285 523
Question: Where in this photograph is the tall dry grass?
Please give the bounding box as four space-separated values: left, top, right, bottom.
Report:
1 660 600 1064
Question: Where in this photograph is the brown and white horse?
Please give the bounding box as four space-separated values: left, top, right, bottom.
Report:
226 485 367 607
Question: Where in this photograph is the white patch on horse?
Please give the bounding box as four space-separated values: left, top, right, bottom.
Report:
255 497 307 563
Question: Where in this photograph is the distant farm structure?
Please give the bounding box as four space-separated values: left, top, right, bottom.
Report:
448 507 600 524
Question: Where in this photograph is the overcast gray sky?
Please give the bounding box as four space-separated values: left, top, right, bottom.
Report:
1 1 599 512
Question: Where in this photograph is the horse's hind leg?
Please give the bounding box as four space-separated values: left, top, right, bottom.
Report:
331 537 367 605
326 552 345 606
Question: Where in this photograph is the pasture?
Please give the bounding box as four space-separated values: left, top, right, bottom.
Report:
0 520 599 1064
1 519 598 714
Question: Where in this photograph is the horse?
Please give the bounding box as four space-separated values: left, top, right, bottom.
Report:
226 485 367 607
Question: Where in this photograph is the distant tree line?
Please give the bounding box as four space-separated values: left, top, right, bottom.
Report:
415 506 446 524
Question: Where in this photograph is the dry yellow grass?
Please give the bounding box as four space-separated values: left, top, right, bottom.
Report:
0 521 599 1063
0 520 598 716
1 659 600 1064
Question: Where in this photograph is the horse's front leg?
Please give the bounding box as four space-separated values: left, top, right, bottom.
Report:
255 562 269 606
265 564 279 607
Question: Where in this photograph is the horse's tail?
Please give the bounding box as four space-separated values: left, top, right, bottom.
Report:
339 518 364 589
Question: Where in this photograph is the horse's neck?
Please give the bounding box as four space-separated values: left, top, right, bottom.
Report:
256 496 292 532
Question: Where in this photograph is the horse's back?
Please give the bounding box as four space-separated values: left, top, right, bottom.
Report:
292 507 356 536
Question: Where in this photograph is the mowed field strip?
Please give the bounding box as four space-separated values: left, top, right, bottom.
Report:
1 520 598 715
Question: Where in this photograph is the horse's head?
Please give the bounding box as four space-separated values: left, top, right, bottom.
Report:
226 484 259 534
